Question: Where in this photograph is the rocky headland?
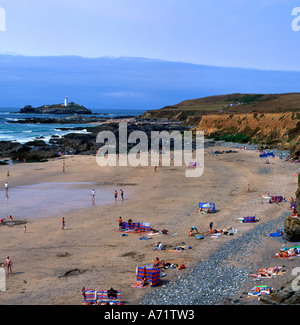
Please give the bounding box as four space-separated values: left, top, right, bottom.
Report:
19 102 92 115
141 93 300 158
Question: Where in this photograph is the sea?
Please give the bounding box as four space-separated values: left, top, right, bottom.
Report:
0 107 147 144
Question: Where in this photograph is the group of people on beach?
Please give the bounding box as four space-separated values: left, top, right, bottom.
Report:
114 189 124 201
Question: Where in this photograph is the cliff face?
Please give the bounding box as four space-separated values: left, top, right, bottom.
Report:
197 112 300 149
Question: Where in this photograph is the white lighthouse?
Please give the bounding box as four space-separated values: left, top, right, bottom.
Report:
64 96 68 107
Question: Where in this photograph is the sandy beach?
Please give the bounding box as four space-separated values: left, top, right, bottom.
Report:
0 147 298 305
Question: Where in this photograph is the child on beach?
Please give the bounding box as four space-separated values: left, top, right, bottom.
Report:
61 217 65 230
114 190 118 200
118 217 123 231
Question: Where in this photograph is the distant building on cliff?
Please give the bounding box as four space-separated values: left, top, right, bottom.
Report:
64 96 68 107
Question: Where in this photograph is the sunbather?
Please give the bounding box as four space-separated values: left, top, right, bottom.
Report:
132 276 149 287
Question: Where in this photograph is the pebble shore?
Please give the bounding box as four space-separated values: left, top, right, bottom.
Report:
141 212 299 305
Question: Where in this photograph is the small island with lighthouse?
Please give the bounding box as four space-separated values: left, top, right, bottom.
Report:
19 97 92 115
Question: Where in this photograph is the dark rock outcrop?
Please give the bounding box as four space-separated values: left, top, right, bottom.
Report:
260 279 300 305
19 102 92 115
284 174 300 242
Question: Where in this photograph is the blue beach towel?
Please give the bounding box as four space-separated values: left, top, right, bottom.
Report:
270 228 284 237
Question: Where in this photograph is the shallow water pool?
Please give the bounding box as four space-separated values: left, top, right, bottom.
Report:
0 182 116 219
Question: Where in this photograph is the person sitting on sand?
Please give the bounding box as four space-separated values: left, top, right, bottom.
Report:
133 276 149 288
128 218 133 228
153 257 165 269
154 242 165 250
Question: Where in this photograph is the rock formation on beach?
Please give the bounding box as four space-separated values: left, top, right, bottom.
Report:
19 102 92 115
284 174 300 242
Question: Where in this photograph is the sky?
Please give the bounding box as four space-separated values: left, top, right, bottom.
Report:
0 0 300 71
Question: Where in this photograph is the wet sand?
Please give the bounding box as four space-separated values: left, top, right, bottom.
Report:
0 149 298 305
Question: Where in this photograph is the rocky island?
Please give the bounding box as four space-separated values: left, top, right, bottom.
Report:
19 100 92 115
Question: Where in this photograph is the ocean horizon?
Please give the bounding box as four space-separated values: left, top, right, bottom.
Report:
0 106 147 144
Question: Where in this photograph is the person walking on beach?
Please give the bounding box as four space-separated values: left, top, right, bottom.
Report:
62 160 65 173
120 189 124 200
91 189 95 206
61 217 65 230
2 256 12 275
114 190 118 201
247 184 250 192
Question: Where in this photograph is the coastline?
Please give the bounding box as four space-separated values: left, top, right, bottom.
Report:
0 146 298 305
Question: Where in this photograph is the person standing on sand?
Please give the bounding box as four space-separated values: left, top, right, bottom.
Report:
62 160 65 173
114 190 118 201
209 222 213 234
247 184 250 192
118 217 123 231
120 189 124 200
61 217 65 230
2 256 12 275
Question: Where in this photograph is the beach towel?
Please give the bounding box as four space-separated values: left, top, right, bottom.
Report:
270 228 284 237
248 285 272 296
